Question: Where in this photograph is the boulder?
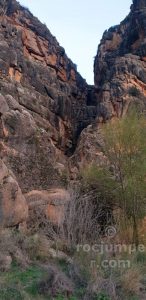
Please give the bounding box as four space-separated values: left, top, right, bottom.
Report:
25 188 70 225
0 159 28 227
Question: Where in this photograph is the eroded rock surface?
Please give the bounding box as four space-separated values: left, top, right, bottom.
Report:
0 0 99 196
94 0 146 120
72 0 146 170
1 0 146 226
0 159 28 227
26 188 70 225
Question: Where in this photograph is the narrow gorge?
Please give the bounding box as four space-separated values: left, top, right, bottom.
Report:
0 0 146 228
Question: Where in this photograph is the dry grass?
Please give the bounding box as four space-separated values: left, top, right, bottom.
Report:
60 189 99 246
27 188 103 252
23 233 52 262
121 268 143 296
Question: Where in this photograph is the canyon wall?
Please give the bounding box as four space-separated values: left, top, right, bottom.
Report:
0 0 98 197
1 0 146 226
71 0 146 171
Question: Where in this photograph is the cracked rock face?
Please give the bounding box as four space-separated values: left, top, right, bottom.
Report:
0 0 97 156
132 0 146 10
94 0 146 121
71 0 146 172
0 0 98 226
0 0 98 195
1 0 146 226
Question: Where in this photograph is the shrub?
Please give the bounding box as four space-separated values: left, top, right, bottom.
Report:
121 268 142 295
60 188 102 248
101 111 146 246
37 266 73 298
128 86 140 97
96 293 111 300
0 287 23 300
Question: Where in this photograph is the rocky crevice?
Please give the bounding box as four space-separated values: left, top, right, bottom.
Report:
0 0 98 154
69 0 146 175
1 0 146 226
0 0 99 199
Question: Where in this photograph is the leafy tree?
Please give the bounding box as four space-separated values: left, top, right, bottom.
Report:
102 111 146 246
82 111 146 246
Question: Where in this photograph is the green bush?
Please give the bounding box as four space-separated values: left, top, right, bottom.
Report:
0 287 23 300
55 296 77 300
128 86 140 97
134 251 146 264
96 292 111 300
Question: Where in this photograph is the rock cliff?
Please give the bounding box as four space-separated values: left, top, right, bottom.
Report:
94 0 146 120
0 0 97 196
71 0 146 172
1 0 146 226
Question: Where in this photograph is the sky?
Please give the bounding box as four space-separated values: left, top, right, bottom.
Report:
19 0 132 84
